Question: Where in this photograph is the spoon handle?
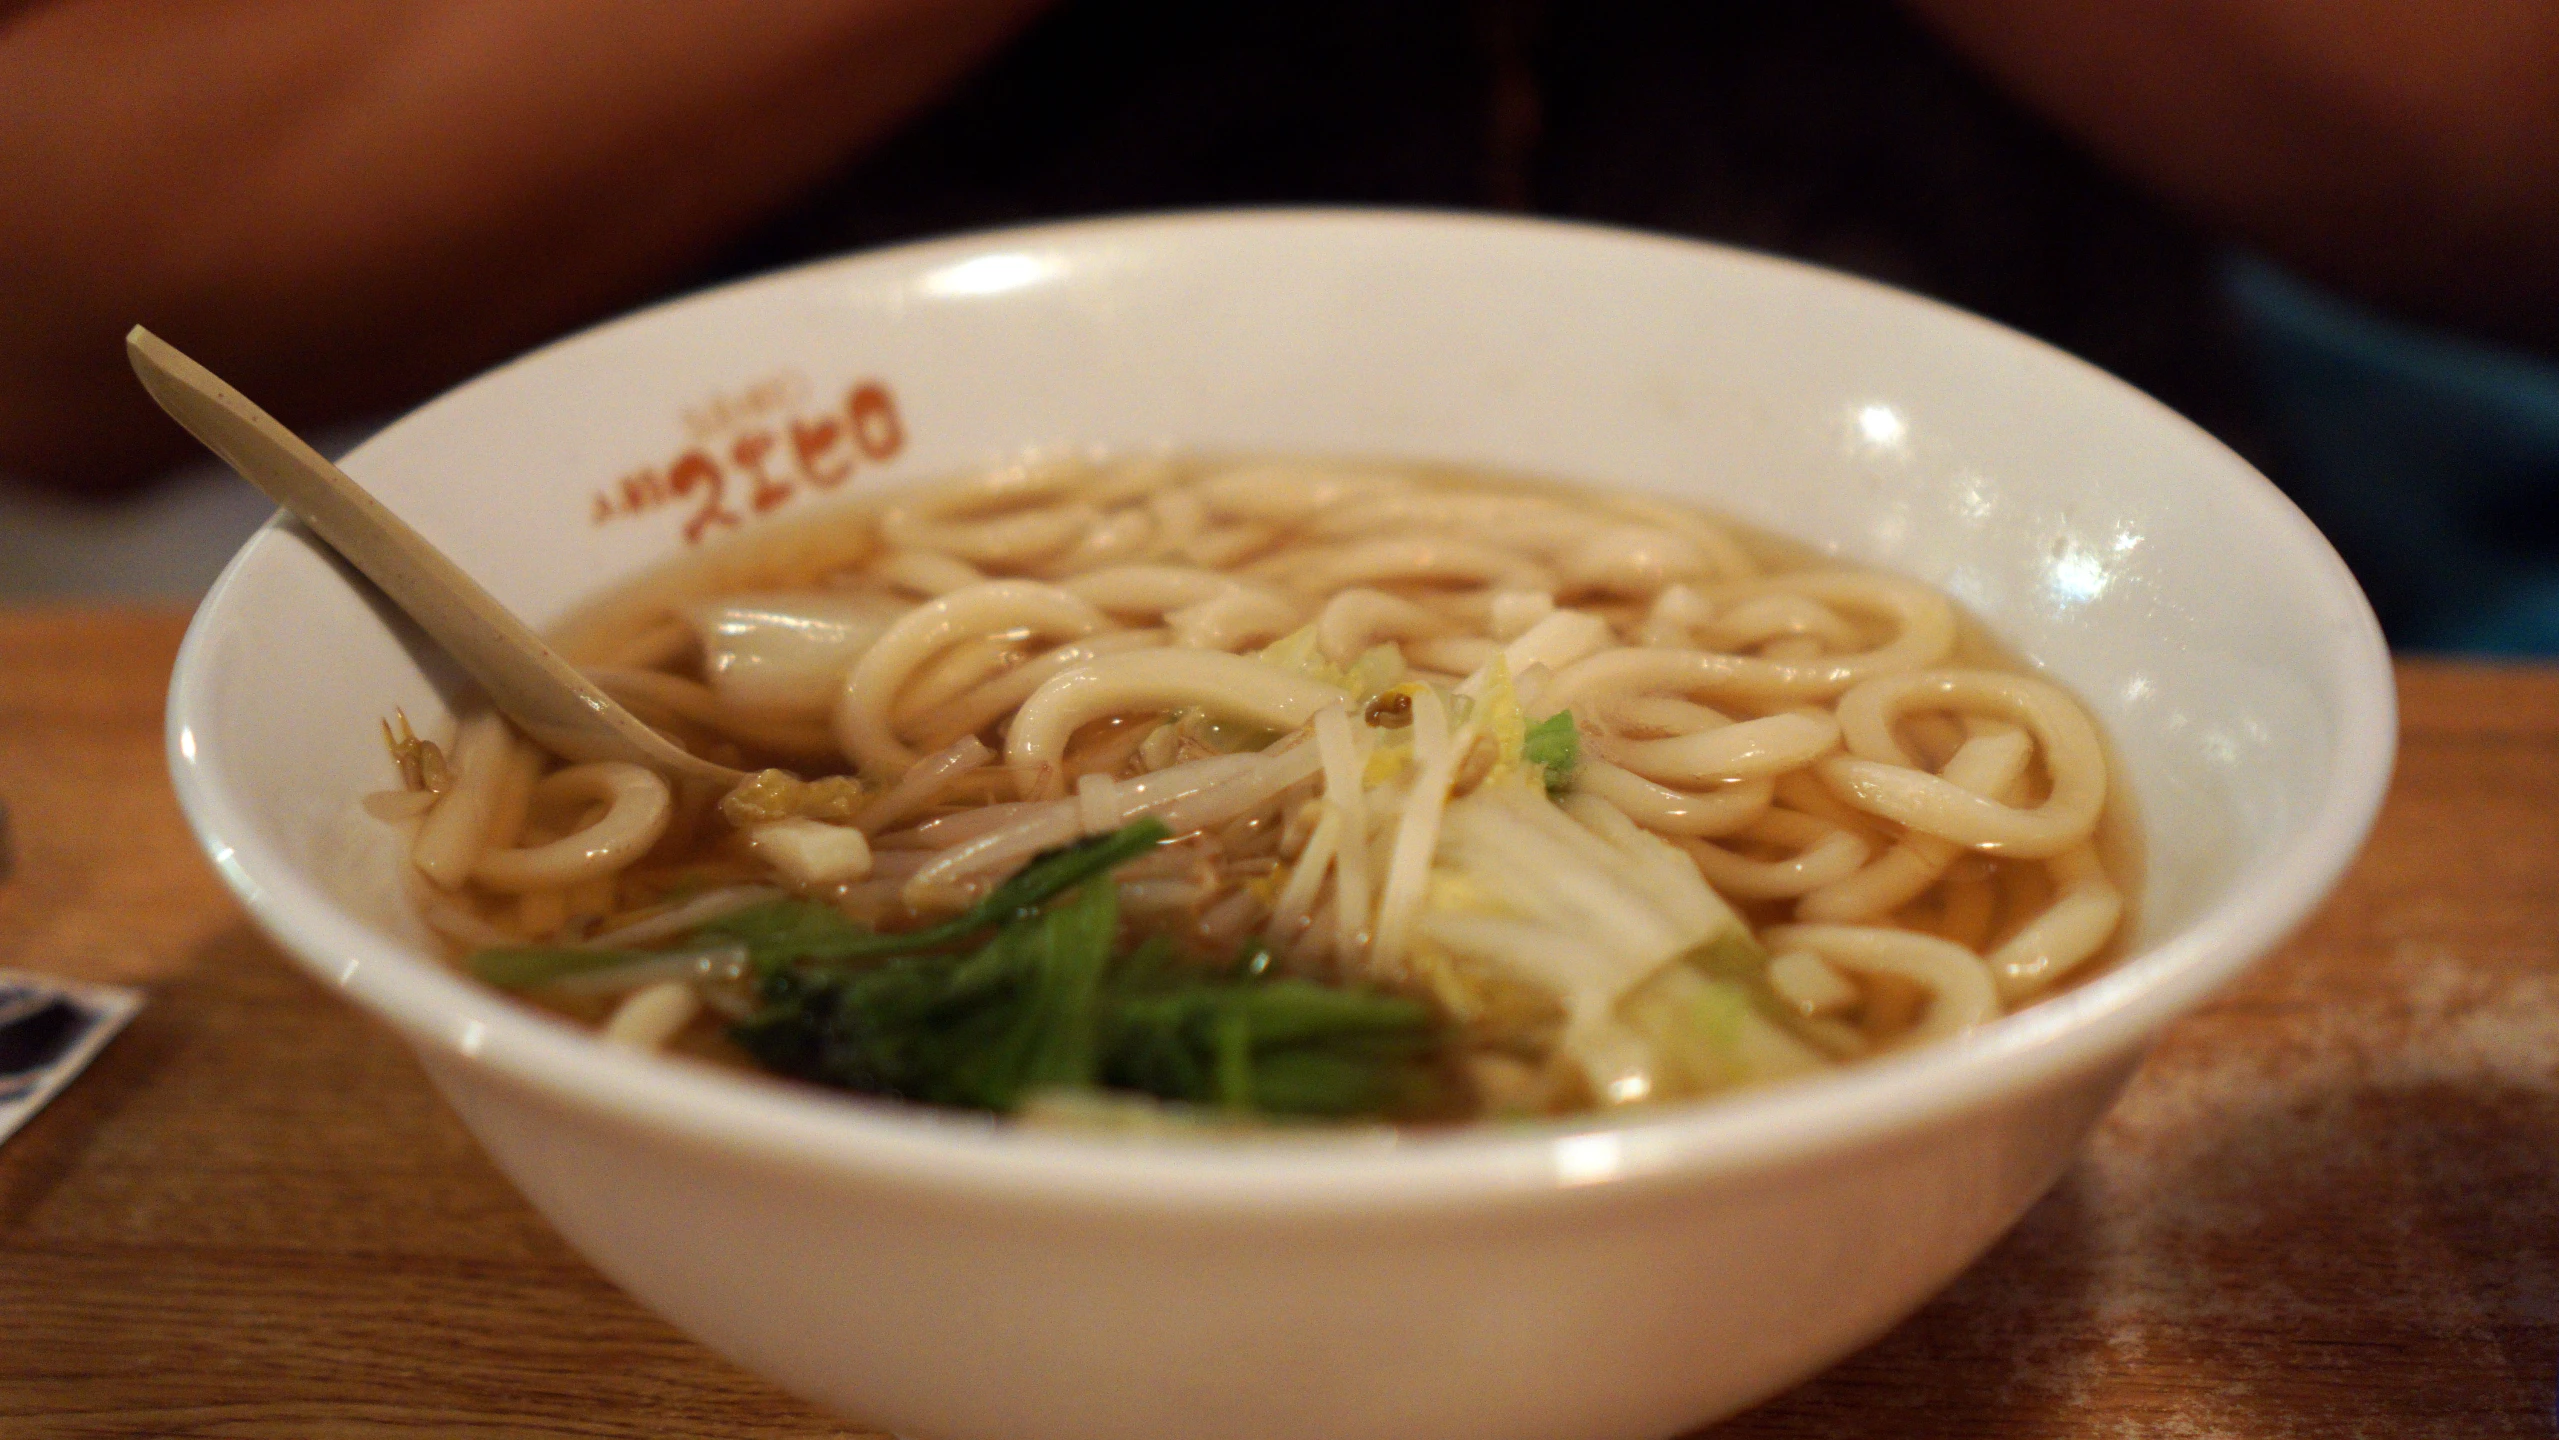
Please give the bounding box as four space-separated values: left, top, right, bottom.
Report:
126 327 740 786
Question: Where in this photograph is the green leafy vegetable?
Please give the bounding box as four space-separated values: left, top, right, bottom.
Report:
689 901 873 969
689 818 1450 1121
698 817 1172 970
1102 976 1441 1117
469 945 645 990
1522 711 1581 792
469 818 1448 1119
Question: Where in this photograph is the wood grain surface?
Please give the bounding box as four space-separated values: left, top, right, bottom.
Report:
3 610 2553 1438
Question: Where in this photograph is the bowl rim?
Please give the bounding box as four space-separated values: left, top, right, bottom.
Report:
166 206 2397 1215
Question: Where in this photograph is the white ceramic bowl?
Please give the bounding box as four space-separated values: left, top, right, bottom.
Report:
167 211 2394 1440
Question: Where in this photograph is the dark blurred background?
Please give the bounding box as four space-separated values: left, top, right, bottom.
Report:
7 0 2556 649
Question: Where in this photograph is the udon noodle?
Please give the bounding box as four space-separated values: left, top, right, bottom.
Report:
373 455 2131 1127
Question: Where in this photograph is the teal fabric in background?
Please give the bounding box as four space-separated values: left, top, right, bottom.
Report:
2229 256 2559 654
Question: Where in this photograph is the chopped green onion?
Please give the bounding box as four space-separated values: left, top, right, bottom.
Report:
1523 711 1581 793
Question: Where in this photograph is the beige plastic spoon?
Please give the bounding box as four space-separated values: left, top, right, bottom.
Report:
126 326 745 788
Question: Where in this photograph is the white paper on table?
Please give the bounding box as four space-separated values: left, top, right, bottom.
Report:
0 968 144 1149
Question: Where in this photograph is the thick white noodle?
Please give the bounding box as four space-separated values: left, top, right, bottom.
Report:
1063 564 1219 610
1073 454 1185 508
910 629 1170 752
1035 507 1156 576
1175 521 1282 570
873 549 986 596
1797 724 2033 922
1599 490 1764 579
1487 589 1556 640
472 763 674 893
1477 612 1614 691
411 712 514 887
1680 809 1874 900
836 580 1109 776
1820 669 2106 858
1986 844 2123 1000
1303 491 1581 555
1546 646 1810 715
405 863 519 947
889 637 1026 729
1606 695 1730 735
479 734 542 854
1639 584 1717 648
1702 593 1862 652
1004 650 1347 776
1555 524 1712 596
1548 573 1953 707
1317 589 1451 665
852 735 994 834
1767 950 1859 1018
1714 572 1958 681
1574 758 1773 838
1599 710 1841 785
1142 485 1207 557
1407 636 1503 676
1164 588 1303 651
1272 537 1557 595
1760 924 1998 1045
878 467 1098 565
1196 463 1407 522
362 788 439 822
589 667 838 755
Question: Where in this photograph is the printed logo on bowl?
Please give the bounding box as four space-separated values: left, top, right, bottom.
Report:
589 371 907 543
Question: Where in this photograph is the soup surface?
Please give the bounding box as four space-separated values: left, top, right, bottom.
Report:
374 454 2132 1128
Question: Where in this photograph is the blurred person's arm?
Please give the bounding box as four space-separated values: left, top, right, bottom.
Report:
0 0 1051 494
1902 1 2559 344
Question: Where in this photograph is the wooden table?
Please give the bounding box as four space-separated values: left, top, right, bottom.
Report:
4 610 2553 1438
